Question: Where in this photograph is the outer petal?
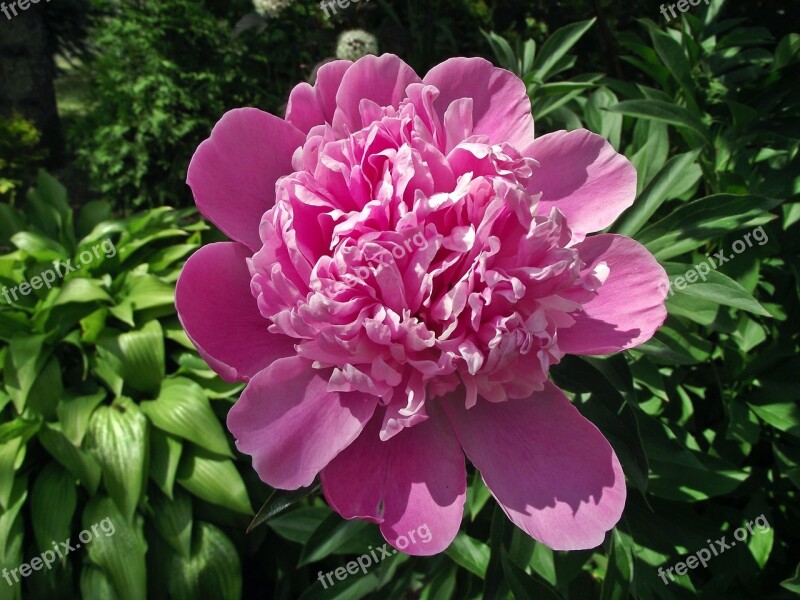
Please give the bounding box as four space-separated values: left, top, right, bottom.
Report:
332 54 422 134
321 408 466 556
444 382 626 551
423 57 535 149
187 108 306 250
285 60 353 133
525 129 637 243
228 357 378 490
558 234 668 355
176 242 295 382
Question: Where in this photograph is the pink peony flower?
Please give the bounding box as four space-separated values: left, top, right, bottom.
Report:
176 54 668 555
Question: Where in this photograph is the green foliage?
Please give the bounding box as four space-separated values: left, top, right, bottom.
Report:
0 114 48 204
74 0 324 210
0 172 252 599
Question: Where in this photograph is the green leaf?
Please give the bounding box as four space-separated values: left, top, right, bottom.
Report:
663 262 770 316
649 27 698 112
39 423 101 494
637 194 781 260
0 438 23 510
781 563 800 594
168 523 242 600
533 19 596 81
4 334 49 412
268 506 330 544
140 377 231 458
81 567 121 600
298 512 379 566
747 520 773 569
96 320 165 396
607 99 709 140
53 278 113 306
469 471 492 521
149 429 183 499
0 415 41 445
600 529 634 600
445 532 490 578
501 550 560 600
10 231 66 261
57 389 107 446
749 403 800 438
614 149 702 237
86 398 149 522
83 495 147 600
247 482 321 533
150 489 192 558
31 463 77 550
176 446 252 515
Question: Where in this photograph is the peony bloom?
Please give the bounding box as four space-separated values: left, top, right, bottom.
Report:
176 54 668 555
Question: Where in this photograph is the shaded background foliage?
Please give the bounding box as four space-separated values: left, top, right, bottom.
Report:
0 0 799 598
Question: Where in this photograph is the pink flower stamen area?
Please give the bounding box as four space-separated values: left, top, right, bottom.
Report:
177 54 669 555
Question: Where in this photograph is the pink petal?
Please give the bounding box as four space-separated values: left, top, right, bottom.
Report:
558 234 668 355
524 129 637 243
228 357 378 490
187 108 306 250
321 409 466 556
285 60 353 133
444 382 626 551
175 242 295 382
423 57 535 149
332 54 422 134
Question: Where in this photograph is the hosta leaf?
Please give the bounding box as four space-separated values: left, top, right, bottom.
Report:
168 523 241 600
150 489 192 558
0 438 22 510
10 231 66 260
140 377 231 458
96 320 165 396
83 496 147 600
176 446 252 515
39 424 101 494
149 429 183 499
57 389 107 446
81 567 121 600
31 463 77 550
86 398 149 522
53 278 112 307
